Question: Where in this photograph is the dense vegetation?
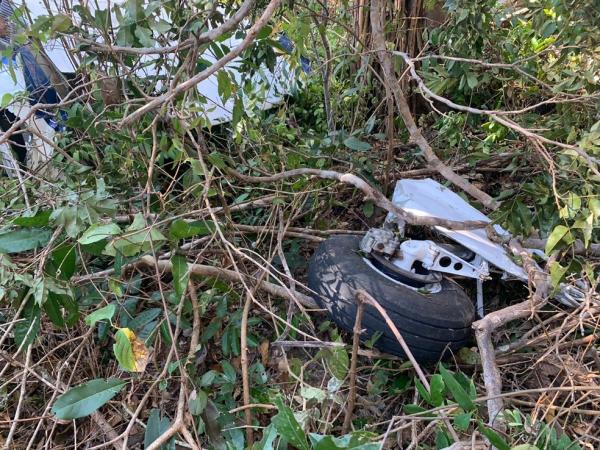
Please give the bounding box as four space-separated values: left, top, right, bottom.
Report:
0 0 598 448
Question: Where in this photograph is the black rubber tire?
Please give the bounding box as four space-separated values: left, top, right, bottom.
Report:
308 235 475 362
0 109 27 166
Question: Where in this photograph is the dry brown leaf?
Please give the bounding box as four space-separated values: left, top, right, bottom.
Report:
123 328 151 373
260 340 270 366
0 18 8 38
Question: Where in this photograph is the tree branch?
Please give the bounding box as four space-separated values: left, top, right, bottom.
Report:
121 0 282 125
80 0 257 56
369 0 500 210
472 239 551 429
226 167 493 231
392 51 600 174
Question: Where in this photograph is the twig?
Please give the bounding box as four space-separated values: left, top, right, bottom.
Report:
406 420 438 450
273 341 345 348
508 398 600 417
522 237 600 257
312 10 335 132
229 403 277 414
140 256 317 308
4 345 32 448
0 356 125 449
275 208 305 340
72 255 318 308
145 119 159 213
342 294 364 433
136 256 320 341
241 292 254 443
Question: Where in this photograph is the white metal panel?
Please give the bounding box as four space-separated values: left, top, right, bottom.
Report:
390 178 527 279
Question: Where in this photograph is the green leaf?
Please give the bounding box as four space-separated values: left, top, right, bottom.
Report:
466 72 478 89
457 347 480 365
80 239 109 256
32 276 48 306
207 151 227 170
540 20 557 38
403 404 429 416
134 26 155 47
256 24 273 40
435 429 451 449
217 71 232 102
572 213 594 248
13 210 52 227
129 308 162 331
343 136 371 151
439 365 475 411
113 328 136 371
151 19 171 34
477 422 510 450
79 223 121 245
256 423 278 450
50 244 77 280
549 261 568 288
14 300 41 349
362 201 374 218
169 219 215 240
104 225 167 257
188 389 208 415
415 379 432 405
325 339 349 380
511 445 539 450
58 294 80 327
309 432 381 450
171 254 189 299
51 14 72 33
45 293 78 327
454 371 477 400
232 97 243 126
454 412 472 432
272 397 309 450
429 374 445 407
545 225 571 254
300 386 327 402
52 378 126 420
1 92 14 108
85 304 116 327
200 370 218 387
0 228 52 253
144 409 175 449
589 198 600 219
44 293 65 328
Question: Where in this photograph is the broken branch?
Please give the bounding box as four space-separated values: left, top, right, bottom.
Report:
342 294 364 434
226 167 493 231
473 239 551 428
